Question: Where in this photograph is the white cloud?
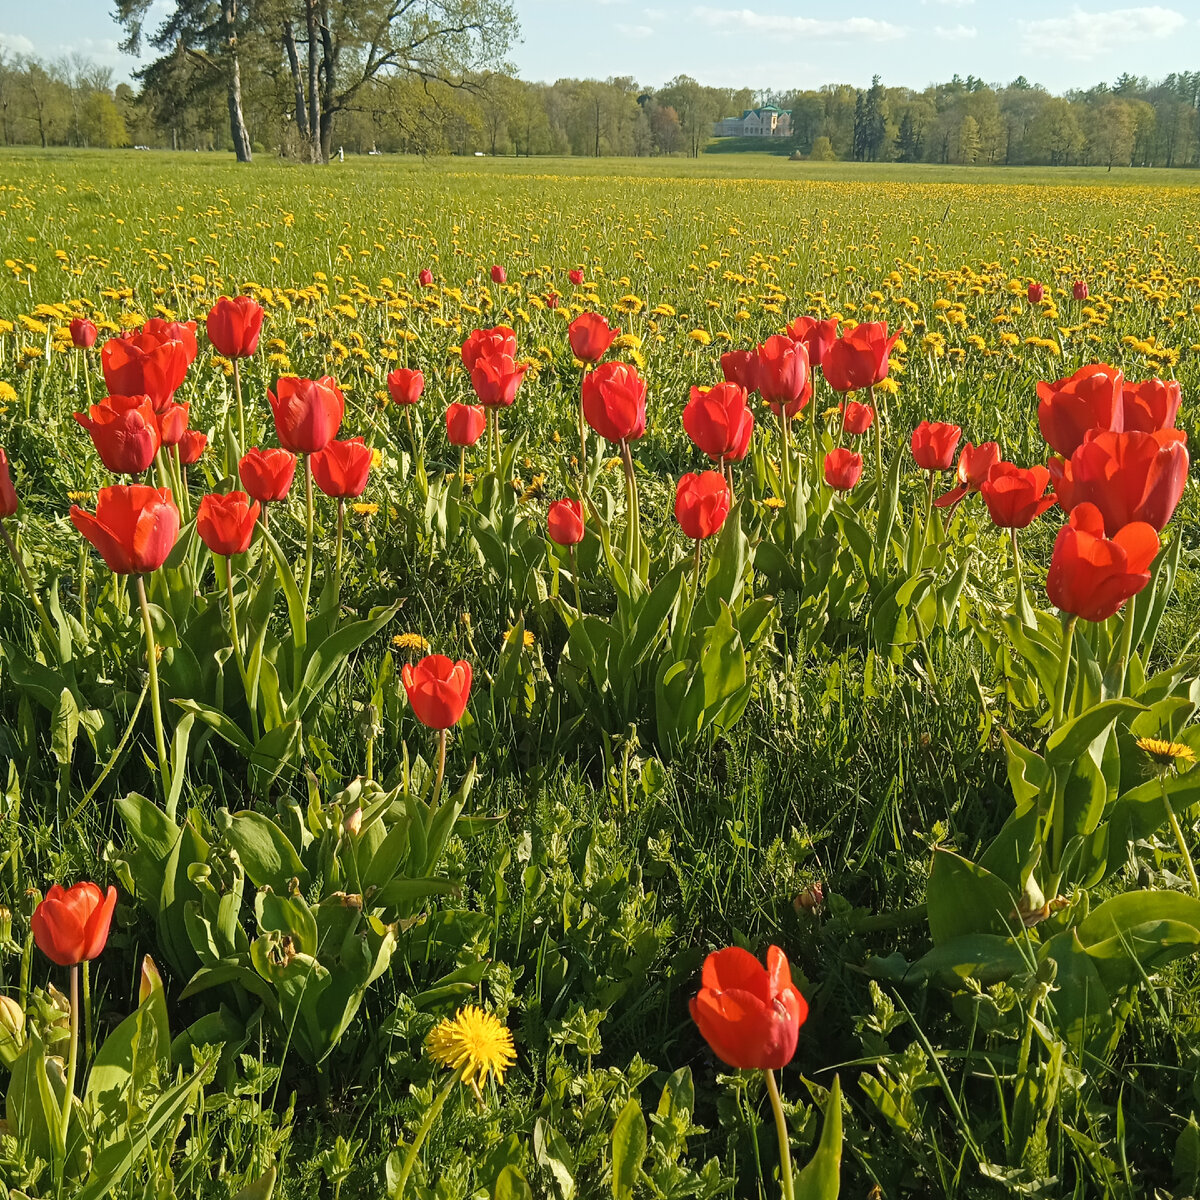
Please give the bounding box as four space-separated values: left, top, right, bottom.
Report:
694 7 906 40
616 22 655 38
0 32 35 56
1018 6 1188 59
935 23 977 39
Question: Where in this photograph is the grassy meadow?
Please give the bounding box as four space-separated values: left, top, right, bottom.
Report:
0 149 1199 1199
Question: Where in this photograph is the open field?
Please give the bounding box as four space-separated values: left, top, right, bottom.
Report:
0 151 1199 1198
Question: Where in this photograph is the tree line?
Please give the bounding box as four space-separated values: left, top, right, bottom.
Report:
0 1 1195 169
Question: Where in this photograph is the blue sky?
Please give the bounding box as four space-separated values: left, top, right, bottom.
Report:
2 1 1198 92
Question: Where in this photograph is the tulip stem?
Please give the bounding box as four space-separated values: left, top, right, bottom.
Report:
458 447 466 485
779 415 793 523
923 473 936 549
432 728 448 816
335 498 345 580
568 543 583 615
578 367 589 485
0 518 59 658
233 358 246 455
1115 596 1137 697
620 438 642 580
1052 614 1078 729
1010 528 1024 613
691 539 703 620
301 455 315 618
764 1069 795 1200
1159 770 1200 897
870 387 883 481
136 574 172 813
81 960 92 1064
78 540 89 638
55 963 80 1196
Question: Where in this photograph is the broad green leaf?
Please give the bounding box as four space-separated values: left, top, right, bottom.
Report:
926 850 1018 945
794 1075 843 1200
226 810 309 893
611 1096 646 1200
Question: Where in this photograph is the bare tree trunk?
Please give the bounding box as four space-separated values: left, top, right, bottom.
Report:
318 2 335 164
224 0 252 162
282 20 310 144
305 0 322 163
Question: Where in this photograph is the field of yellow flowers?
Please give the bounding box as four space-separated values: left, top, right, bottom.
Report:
0 150 1198 1199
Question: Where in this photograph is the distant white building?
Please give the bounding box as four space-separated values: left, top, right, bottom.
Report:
713 106 792 138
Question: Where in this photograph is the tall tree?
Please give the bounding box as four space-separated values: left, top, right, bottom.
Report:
268 0 517 164
114 0 254 161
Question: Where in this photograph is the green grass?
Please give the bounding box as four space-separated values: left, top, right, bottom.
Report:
0 148 1198 1198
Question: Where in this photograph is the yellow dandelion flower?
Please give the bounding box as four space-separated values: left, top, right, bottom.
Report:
67 490 95 503
425 1005 515 1096
688 329 712 346
352 502 379 516
762 496 786 511
392 632 431 653
0 382 16 403
505 627 536 649
1136 737 1195 768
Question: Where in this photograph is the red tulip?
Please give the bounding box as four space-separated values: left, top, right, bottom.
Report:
387 368 425 406
206 295 264 358
755 335 811 419
311 436 373 498
402 654 472 729
268 376 345 454
689 945 808 1070
568 312 619 364
100 331 191 411
840 400 874 435
461 326 517 372
546 291 560 310
822 321 901 393
73 395 161 475
71 485 179 575
980 463 1058 529
934 440 1000 507
1036 363 1123 458
155 401 190 448
470 352 528 408
141 318 198 364
547 498 584 546
675 471 731 540
197 491 259 556
1027 282 1044 305
177 430 208 465
720 350 760 395
1049 429 1188 534
911 421 962 471
419 269 434 288
0 447 17 518
785 315 839 368
824 448 863 491
446 403 487 447
1121 378 1181 434
1047 502 1158 622
1072 280 1089 301
239 447 297 502
568 269 585 286
683 383 754 462
582 361 647 444
490 265 507 284
31 882 117 967
69 318 98 349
